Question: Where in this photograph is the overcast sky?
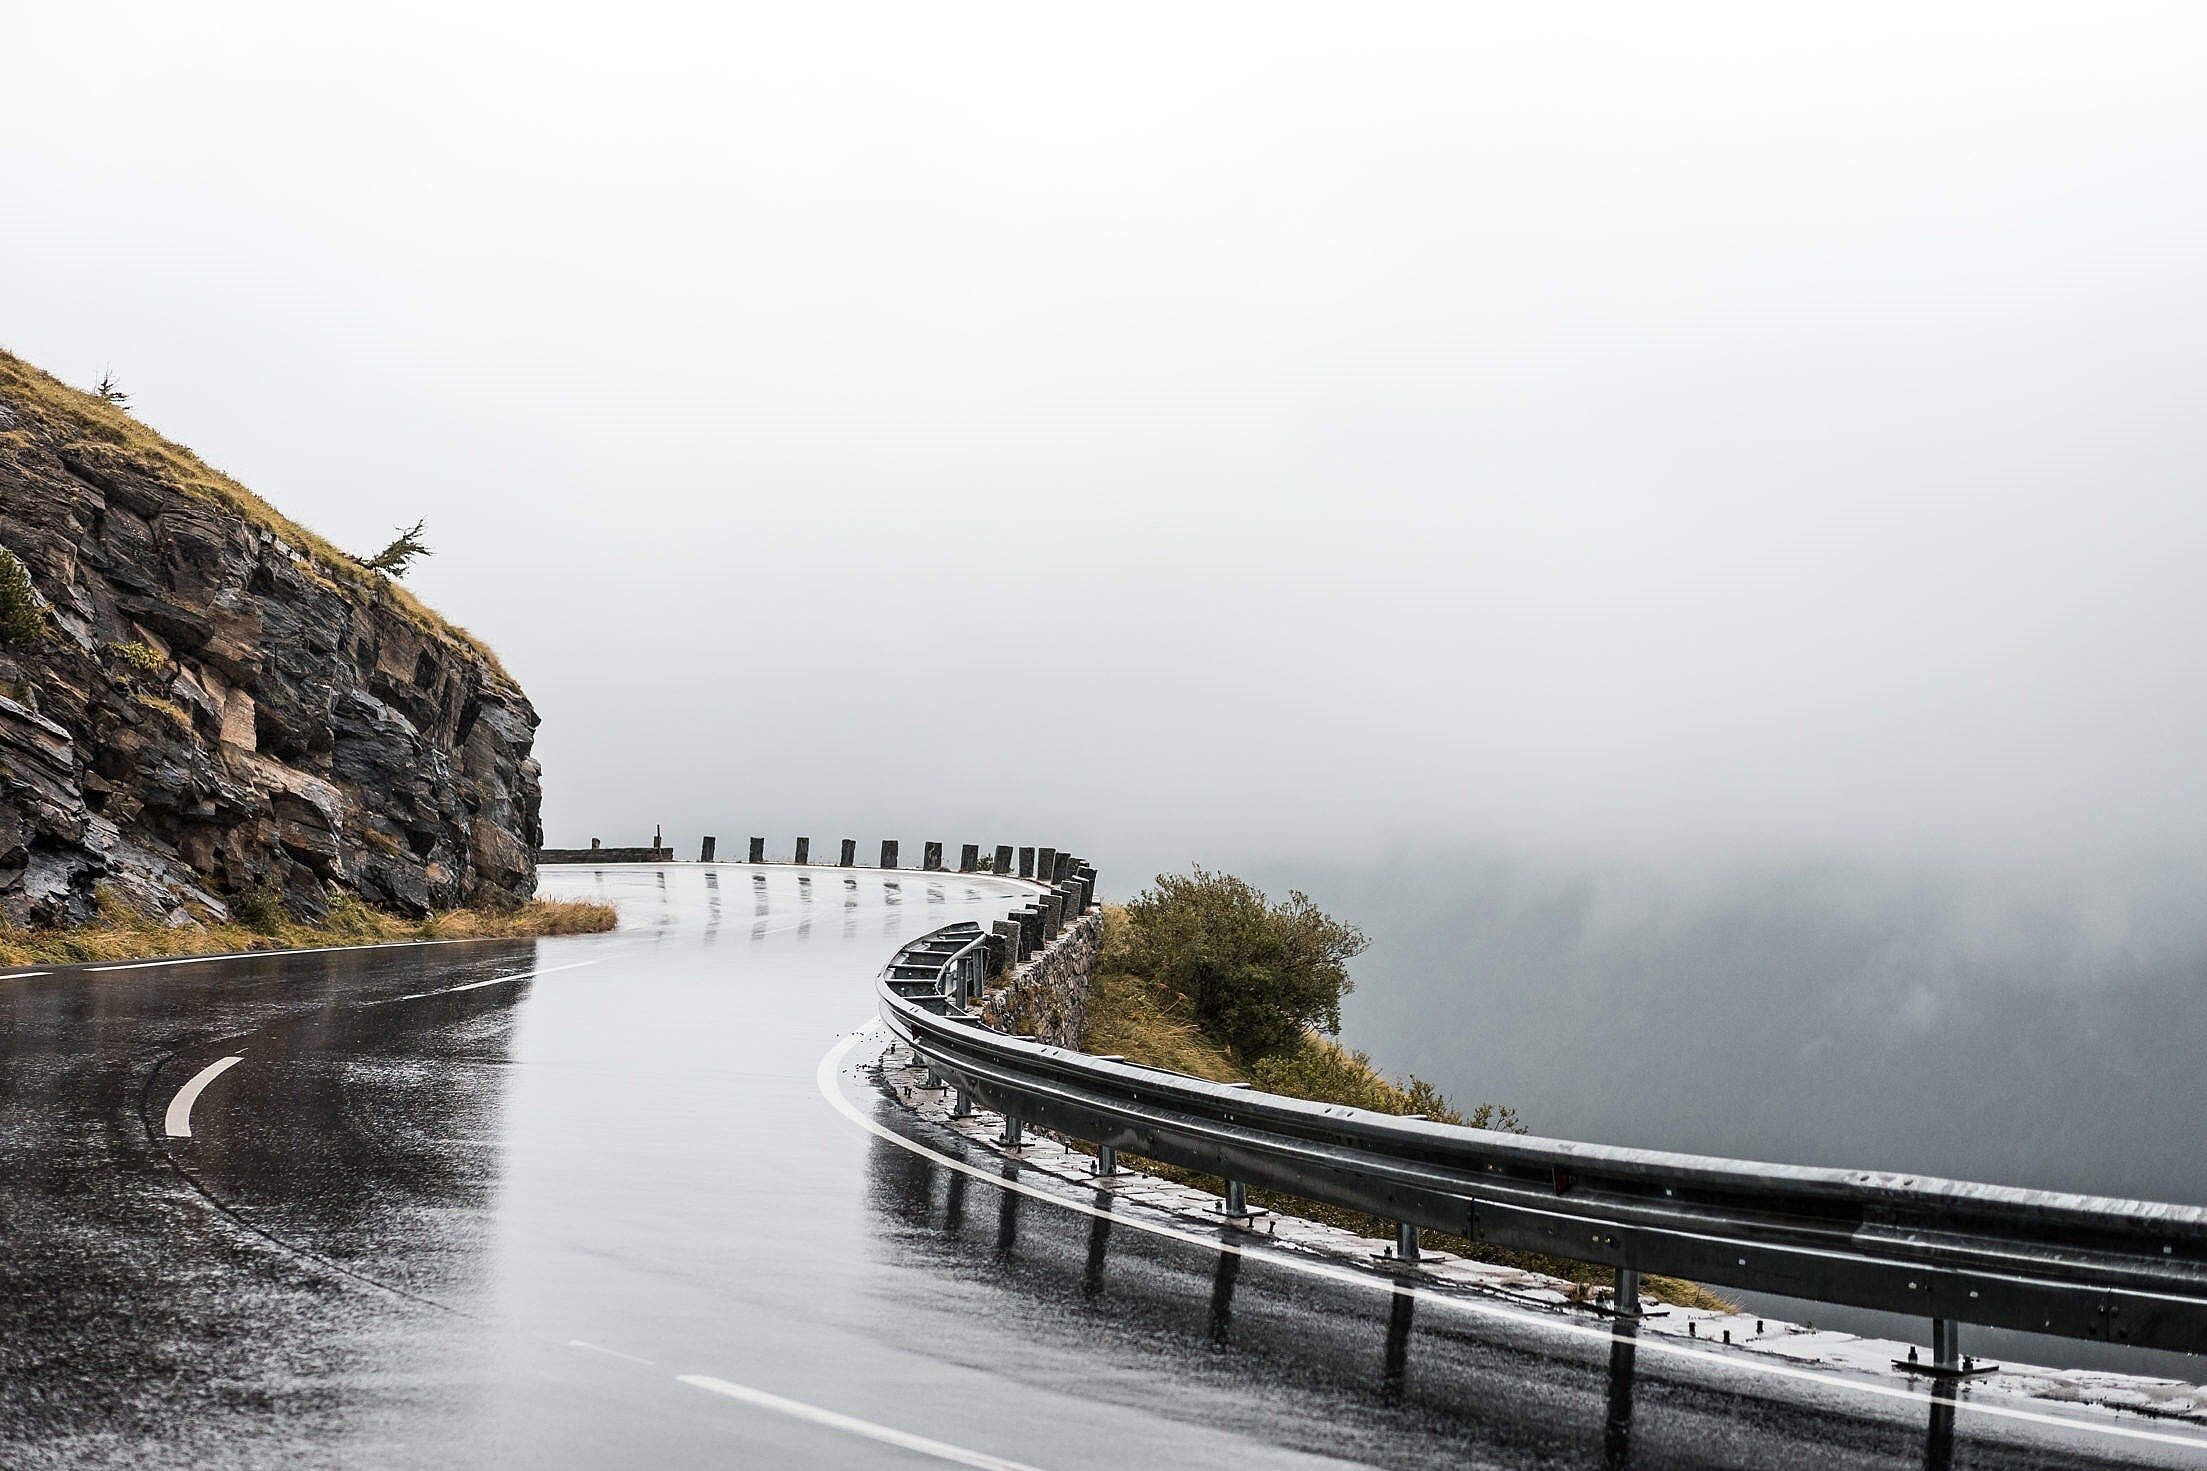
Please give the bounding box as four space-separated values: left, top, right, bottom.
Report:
7 3 2206 883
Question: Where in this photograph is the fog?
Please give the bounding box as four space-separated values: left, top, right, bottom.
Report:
7 2 2205 882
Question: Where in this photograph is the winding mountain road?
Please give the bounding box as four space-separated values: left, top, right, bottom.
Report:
1 865 2195 1468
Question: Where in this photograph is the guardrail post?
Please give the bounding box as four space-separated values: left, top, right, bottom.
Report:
994 844 1013 875
996 1113 1025 1149
1932 1317 1958 1372
839 839 856 867
881 840 898 869
1093 1145 1125 1179
794 836 811 864
1614 1267 1641 1317
746 836 765 863
960 843 979 873
1018 846 1036 878
953 1087 973 1118
1394 1221 1421 1263
1223 1180 1256 1221
1036 847 1057 886
923 841 944 871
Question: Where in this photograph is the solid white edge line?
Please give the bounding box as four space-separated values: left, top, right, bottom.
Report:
815 1022 2207 1457
165 1054 245 1138
85 935 507 973
371 959 600 1005
678 1374 1051 1471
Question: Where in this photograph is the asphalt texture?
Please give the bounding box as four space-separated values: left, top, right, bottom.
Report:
2 863 2201 1469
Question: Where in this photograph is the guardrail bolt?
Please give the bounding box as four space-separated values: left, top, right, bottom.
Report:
881 840 899 869
1394 1221 1421 1263
839 838 856 867
1018 846 1036 878
794 837 811 865
960 843 979 873
748 836 765 863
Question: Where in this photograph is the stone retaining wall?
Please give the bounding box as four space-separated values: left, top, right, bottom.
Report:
978 909 1103 1049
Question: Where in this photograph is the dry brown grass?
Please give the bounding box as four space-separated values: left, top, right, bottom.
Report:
0 890 616 969
1077 905 1736 1313
0 348 507 676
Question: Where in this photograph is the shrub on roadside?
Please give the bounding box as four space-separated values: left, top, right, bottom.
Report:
1119 866 1367 1060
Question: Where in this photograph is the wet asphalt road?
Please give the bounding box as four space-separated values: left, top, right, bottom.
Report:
2 864 2202 1469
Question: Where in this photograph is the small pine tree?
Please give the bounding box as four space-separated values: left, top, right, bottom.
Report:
354 519 433 578
0 549 43 648
94 370 130 409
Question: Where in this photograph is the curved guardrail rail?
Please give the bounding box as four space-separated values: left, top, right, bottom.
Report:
879 919 2207 1372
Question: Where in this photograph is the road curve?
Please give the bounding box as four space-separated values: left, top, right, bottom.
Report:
0 865 2194 1469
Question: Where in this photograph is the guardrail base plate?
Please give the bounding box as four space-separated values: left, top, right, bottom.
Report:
1893 1358 2000 1379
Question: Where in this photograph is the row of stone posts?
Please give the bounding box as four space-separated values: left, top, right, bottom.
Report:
709 835 1093 891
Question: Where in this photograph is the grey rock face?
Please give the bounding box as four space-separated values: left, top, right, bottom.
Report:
0 385 541 926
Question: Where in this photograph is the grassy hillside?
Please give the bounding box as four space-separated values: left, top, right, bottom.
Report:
1082 905 1734 1312
0 349 505 674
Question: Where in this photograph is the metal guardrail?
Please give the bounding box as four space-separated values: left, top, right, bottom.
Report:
879 920 2207 1372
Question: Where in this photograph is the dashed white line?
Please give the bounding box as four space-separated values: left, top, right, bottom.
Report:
678 1375 1051 1471
815 1023 2207 1456
165 1055 245 1138
0 970 50 981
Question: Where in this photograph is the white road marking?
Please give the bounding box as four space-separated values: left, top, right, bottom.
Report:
84 936 501 973
568 1339 657 1367
0 970 50 980
370 959 599 1005
165 1055 245 1138
678 1374 1051 1471
815 1024 2207 1455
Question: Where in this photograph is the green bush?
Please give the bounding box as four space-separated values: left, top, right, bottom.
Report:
1119 867 1368 1060
0 550 42 648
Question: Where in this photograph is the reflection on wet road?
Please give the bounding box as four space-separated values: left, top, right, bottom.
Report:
0 866 2193 1468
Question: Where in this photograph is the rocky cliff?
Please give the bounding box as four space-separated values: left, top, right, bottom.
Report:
0 350 541 926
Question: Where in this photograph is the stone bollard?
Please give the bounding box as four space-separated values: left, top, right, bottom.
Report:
748 836 765 863
1036 847 1057 887
923 841 944 871
1076 863 1097 911
794 836 811 865
1053 851 1073 883
981 930 1007 986
1018 846 1035 878
1043 892 1065 939
590 837 601 850
959 843 979 873
1017 905 1044 956
992 919 1023 972
994 844 1013 876
839 839 856 867
699 835 717 862
881 840 899 869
